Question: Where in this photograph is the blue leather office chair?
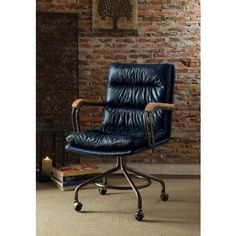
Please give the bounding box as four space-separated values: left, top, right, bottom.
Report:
66 63 176 221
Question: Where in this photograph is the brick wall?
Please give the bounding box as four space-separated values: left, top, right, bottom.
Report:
37 0 200 164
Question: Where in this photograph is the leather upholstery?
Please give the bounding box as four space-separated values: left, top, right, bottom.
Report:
66 63 175 157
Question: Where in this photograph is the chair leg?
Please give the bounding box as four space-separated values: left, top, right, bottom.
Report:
126 166 169 201
74 165 120 212
120 157 144 221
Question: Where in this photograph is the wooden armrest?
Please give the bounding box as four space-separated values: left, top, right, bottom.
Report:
144 102 177 151
72 98 104 109
145 102 177 113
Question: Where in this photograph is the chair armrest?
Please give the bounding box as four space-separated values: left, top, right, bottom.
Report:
72 98 104 109
145 102 177 113
71 98 104 132
144 102 177 152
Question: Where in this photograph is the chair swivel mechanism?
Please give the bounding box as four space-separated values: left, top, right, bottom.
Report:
65 63 177 221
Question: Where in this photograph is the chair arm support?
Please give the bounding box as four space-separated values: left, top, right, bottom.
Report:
145 102 177 113
144 102 177 152
72 98 104 109
71 98 104 132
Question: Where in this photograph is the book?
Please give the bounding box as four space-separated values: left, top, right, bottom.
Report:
51 163 101 177
69 163 102 174
51 171 100 183
51 176 103 191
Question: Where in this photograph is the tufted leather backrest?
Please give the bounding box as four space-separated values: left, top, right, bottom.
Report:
102 63 175 142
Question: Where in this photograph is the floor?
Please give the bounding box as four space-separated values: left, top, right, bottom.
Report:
36 177 200 236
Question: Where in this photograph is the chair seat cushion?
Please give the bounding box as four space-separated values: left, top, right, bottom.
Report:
66 126 168 156
67 130 131 151
66 127 146 152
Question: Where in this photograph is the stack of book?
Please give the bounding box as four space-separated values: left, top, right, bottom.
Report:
51 163 102 191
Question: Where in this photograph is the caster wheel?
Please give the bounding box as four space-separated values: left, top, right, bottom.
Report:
74 201 83 212
99 188 107 195
135 210 144 221
160 192 169 201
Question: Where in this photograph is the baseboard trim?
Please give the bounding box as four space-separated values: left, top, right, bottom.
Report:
98 163 200 176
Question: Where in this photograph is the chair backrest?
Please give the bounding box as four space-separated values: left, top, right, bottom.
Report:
102 63 175 142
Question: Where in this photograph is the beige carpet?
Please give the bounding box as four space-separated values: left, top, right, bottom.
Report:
37 178 200 236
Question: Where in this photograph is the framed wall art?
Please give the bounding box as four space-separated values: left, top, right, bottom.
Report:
92 0 138 31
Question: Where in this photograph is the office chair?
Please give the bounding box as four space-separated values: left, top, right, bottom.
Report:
65 63 177 221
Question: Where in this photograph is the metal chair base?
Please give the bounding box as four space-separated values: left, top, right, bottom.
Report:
73 156 169 221
94 173 152 190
